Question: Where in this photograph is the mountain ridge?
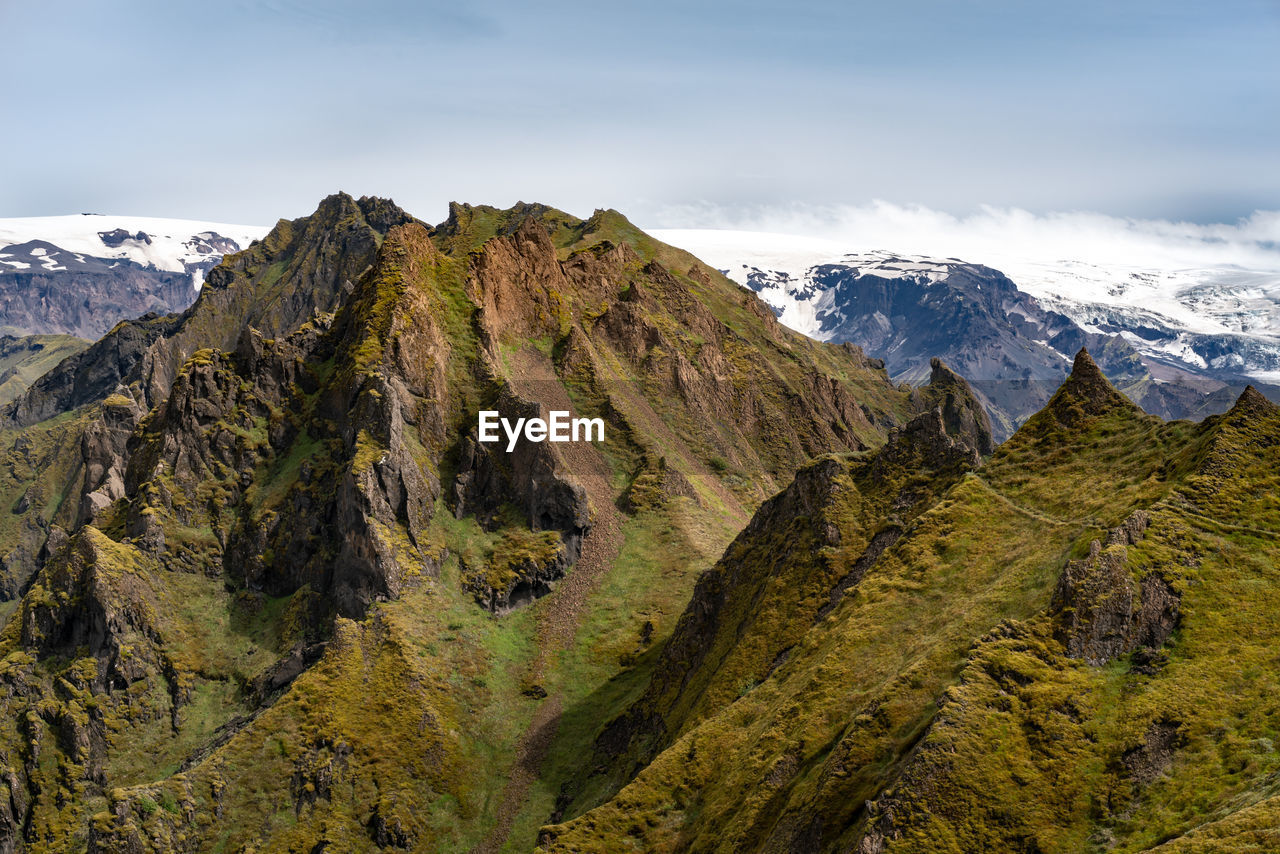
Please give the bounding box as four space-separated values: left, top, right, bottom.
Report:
0 196 1275 853
0 193 922 852
539 352 1280 853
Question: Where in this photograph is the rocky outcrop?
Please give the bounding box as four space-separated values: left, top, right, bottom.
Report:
78 390 146 525
871 406 983 479
454 387 591 536
19 527 163 690
910 357 995 455
1051 509 1180 665
136 193 413 411
869 359 993 479
452 379 591 614
462 533 572 614
620 455 698 514
214 223 449 617
1045 347 1141 428
122 329 316 564
1123 718 1185 787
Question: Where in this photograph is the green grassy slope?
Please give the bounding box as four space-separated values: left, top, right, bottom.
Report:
0 334 88 406
0 197 921 853
540 354 1280 853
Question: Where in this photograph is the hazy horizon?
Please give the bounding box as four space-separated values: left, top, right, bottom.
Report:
4 1 1278 228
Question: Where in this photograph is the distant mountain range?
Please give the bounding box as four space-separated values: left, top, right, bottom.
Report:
653 229 1280 438
5 217 1278 442
0 215 267 339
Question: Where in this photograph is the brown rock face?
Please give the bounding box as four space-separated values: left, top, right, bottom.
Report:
1051 509 1180 665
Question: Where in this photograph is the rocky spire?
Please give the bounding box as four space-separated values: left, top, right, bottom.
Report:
926 357 995 455
1045 347 1137 427
1227 385 1278 420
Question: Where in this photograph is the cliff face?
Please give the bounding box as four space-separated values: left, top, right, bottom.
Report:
0 241 196 340
0 195 913 852
541 358 1280 854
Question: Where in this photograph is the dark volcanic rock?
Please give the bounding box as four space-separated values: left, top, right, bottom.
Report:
0 240 194 338
1051 509 1180 665
2 312 183 428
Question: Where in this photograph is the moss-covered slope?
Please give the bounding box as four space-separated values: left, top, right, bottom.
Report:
540 351 1280 853
0 195 921 853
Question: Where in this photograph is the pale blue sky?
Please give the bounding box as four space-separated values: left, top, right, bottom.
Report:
3 0 1278 225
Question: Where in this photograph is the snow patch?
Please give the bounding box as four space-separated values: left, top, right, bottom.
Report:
0 214 269 276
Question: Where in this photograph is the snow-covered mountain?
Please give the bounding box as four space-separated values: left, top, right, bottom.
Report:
0 215 268 286
0 215 269 339
654 228 1280 384
653 228 1280 436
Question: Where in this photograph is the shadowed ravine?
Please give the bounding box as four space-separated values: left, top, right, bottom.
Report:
472 348 627 853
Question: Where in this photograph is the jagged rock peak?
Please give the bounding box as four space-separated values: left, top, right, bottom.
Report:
1229 385 1278 420
286 192 415 235
354 194 416 232
874 406 982 475
1046 347 1137 426
928 356 951 380
436 200 579 241
1069 347 1113 389
913 357 995 456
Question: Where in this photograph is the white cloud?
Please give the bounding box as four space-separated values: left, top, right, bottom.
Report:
646 202 1280 275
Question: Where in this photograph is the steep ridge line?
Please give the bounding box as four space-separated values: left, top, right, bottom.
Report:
967 472 1280 539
